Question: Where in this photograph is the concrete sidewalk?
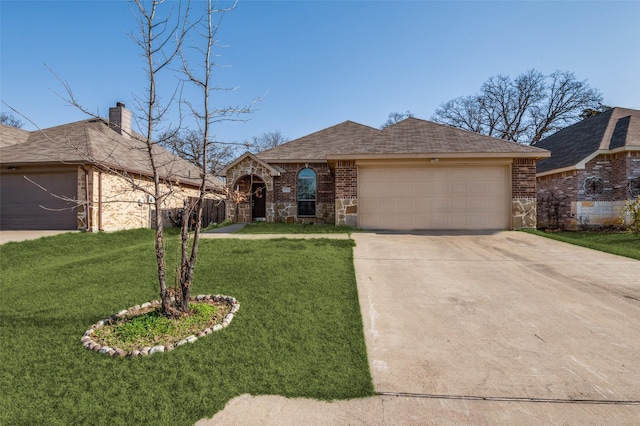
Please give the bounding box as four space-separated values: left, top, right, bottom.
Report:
0 227 350 244
0 230 76 244
201 224 351 239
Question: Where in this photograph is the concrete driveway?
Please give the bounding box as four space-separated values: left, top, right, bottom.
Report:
355 231 640 400
200 231 640 425
0 230 76 244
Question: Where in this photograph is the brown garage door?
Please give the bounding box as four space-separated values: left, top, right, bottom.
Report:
359 164 510 230
0 172 78 230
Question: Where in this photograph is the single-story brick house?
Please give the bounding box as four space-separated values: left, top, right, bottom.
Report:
535 107 640 229
0 103 223 231
220 117 550 231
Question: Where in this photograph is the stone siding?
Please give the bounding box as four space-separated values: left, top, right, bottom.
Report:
225 156 274 223
512 198 537 229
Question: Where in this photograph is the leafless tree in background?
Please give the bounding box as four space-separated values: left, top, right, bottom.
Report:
0 112 24 128
247 130 290 153
432 70 603 145
380 110 414 129
158 128 235 174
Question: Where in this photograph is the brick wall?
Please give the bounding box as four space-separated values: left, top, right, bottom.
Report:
536 152 640 229
536 171 578 229
511 159 536 198
511 159 538 229
580 155 614 202
335 160 357 198
622 152 640 197
334 161 358 226
269 163 335 223
83 167 201 231
226 160 336 223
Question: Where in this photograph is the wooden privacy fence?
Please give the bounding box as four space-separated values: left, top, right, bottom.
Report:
192 197 226 227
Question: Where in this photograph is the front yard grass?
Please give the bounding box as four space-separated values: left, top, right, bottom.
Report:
524 230 640 260
0 230 373 425
236 222 359 234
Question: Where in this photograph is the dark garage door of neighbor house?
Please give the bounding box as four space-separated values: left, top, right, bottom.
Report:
0 173 78 230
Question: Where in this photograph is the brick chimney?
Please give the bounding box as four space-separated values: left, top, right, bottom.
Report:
108 102 132 139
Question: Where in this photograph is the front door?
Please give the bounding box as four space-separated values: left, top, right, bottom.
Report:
251 182 266 220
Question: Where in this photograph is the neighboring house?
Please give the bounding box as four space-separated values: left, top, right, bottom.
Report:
535 107 640 229
220 117 549 231
0 103 223 231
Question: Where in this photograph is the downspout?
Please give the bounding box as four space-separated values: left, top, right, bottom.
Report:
98 170 103 231
81 166 91 231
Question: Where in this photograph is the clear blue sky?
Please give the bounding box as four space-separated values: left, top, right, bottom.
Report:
2 0 639 147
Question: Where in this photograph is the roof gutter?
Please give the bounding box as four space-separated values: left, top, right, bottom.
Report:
536 146 640 178
80 166 91 231
326 151 550 161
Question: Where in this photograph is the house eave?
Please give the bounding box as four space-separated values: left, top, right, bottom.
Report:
219 151 282 177
0 159 219 191
256 157 328 164
326 151 550 161
536 165 578 178
536 146 640 179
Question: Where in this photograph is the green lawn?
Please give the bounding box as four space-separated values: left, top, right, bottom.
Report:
524 230 640 260
0 230 373 425
236 222 359 234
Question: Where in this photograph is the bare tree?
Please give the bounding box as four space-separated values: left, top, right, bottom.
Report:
158 128 235 174
5 1 242 318
432 70 603 144
380 110 414 129
129 0 192 317
176 0 255 312
0 112 24 128
247 130 289 153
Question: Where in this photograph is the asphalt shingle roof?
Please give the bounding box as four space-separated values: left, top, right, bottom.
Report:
0 119 223 188
535 107 640 174
257 121 379 161
256 117 547 161
0 125 30 147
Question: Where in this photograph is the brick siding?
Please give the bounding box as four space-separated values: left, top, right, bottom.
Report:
79 165 202 231
227 160 336 224
511 158 537 198
536 152 640 229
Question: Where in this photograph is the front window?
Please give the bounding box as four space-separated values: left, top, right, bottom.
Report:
297 168 316 216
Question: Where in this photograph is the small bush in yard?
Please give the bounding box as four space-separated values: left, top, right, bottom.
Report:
620 196 640 234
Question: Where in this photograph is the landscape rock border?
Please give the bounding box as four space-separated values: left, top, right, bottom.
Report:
81 294 239 358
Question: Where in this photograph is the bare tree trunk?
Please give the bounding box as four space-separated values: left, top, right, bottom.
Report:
132 0 190 317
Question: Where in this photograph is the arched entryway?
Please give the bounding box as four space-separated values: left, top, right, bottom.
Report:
233 174 267 222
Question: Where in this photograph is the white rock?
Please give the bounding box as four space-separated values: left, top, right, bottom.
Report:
149 346 165 354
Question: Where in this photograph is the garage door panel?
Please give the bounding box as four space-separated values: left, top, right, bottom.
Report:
359 165 509 230
1 173 77 230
